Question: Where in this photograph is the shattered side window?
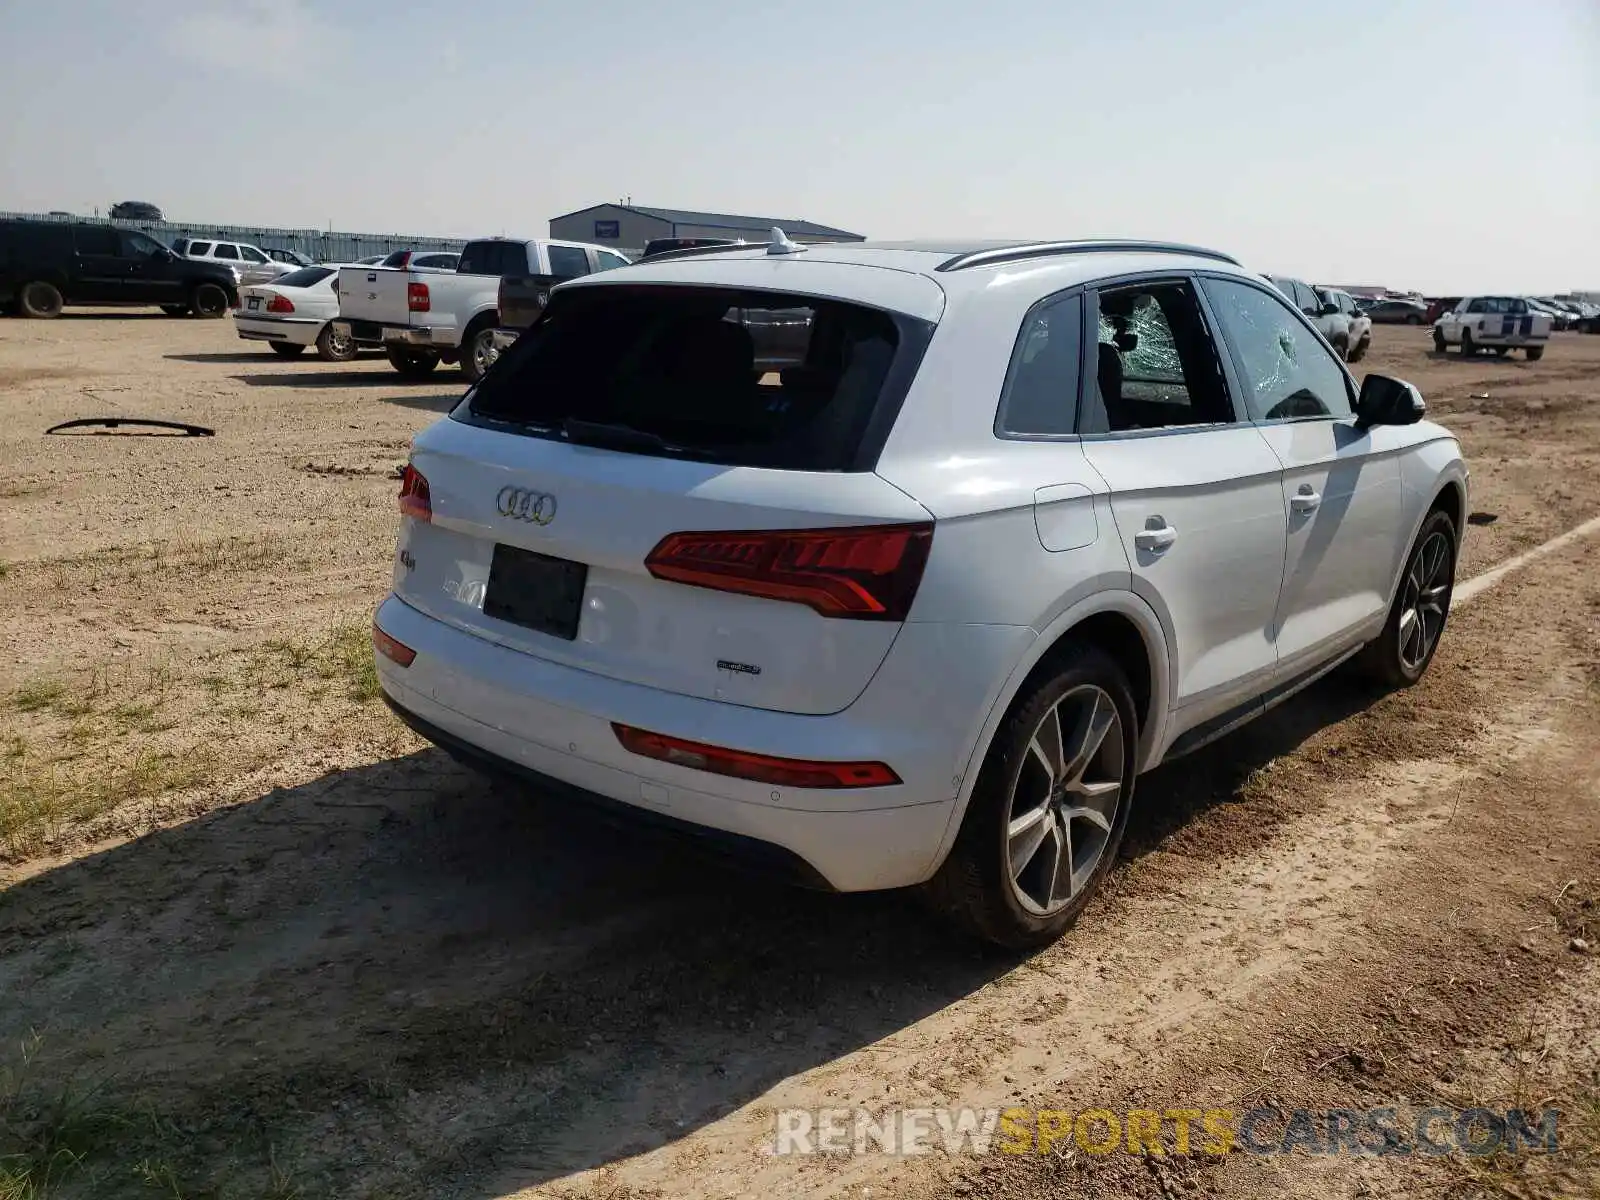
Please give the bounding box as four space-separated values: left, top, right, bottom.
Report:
1201 278 1352 422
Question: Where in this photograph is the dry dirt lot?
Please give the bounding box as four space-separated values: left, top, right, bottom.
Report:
0 313 1596 1200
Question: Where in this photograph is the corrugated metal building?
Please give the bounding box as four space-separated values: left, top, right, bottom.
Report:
548 204 864 257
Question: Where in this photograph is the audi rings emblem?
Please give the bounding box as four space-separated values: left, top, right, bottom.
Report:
497 486 558 525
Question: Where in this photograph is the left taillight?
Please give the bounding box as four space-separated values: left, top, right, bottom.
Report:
407 281 430 312
644 522 933 621
398 463 431 522
265 294 294 313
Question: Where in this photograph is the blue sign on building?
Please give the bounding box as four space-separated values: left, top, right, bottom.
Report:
595 220 620 239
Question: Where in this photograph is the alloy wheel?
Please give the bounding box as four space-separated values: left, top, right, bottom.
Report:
1006 685 1125 916
1398 530 1452 672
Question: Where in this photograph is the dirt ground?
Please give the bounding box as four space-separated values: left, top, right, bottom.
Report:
0 313 1596 1200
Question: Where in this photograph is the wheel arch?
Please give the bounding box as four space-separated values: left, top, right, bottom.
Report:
924 591 1173 878
461 306 500 344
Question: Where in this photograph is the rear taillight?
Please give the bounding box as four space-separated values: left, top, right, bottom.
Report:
407 281 430 312
265 294 294 313
372 623 415 667
394 251 413 269
644 523 933 620
398 464 431 522
612 723 900 789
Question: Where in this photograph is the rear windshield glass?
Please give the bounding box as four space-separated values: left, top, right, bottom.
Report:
275 266 334 289
460 285 931 471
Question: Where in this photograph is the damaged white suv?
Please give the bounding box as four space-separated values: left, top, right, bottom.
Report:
373 236 1469 948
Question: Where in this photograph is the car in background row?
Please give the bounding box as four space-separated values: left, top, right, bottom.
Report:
1433 296 1551 359
1363 298 1430 325
234 263 379 361
1266 274 1365 361
1315 287 1372 362
0 220 237 318
333 236 626 382
109 200 163 221
372 237 1468 949
171 237 296 286
266 248 315 268
378 249 460 272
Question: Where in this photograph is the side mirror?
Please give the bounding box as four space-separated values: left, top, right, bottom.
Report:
1354 375 1426 430
1320 301 1340 316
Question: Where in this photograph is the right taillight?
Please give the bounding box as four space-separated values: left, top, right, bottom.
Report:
398 464 431 522
644 523 933 620
407 281 430 312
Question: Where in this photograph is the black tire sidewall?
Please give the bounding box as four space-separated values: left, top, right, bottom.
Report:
1379 510 1458 686
936 644 1139 948
20 281 63 318
386 347 439 378
317 324 357 362
460 325 494 383
191 284 227 318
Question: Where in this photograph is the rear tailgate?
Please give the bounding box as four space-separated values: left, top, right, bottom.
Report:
497 272 565 332
390 276 943 717
396 421 931 715
335 265 415 327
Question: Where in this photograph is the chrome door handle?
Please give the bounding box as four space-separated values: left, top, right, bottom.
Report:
1134 525 1177 552
1291 486 1322 514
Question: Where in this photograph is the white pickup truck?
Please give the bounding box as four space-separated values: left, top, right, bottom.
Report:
1433 296 1552 360
333 236 628 381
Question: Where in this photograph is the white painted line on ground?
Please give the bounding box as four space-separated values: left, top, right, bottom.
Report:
1455 513 1600 607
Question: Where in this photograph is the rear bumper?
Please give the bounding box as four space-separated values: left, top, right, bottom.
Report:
234 314 322 345
383 693 835 890
372 593 1033 892
332 319 440 346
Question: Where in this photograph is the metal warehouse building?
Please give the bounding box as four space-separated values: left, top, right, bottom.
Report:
548 203 864 257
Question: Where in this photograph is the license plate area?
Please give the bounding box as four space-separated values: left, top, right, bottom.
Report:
247 296 260 310
482 544 587 641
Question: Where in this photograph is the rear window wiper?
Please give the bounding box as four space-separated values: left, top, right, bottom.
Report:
561 418 696 457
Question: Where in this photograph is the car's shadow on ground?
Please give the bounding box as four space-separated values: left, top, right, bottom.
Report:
56 311 175 320
233 368 458 390
166 351 281 364
0 671 1391 1196
378 392 460 412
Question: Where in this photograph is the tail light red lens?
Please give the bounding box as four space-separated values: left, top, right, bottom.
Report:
612 723 900 789
372 623 415 668
407 281 430 312
398 463 431 522
644 523 933 620
265 294 294 313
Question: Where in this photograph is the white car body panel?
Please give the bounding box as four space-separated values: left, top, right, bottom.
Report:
233 270 342 346
1435 298 1553 347
372 242 1469 892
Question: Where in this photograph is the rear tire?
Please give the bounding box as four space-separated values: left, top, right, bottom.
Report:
18 281 64 319
1357 508 1457 688
270 342 306 358
315 322 358 362
924 643 1138 949
1432 328 1447 353
460 323 498 383
1347 337 1369 363
386 347 440 379
1526 345 1545 361
161 304 190 317
190 283 228 318
1406 313 1422 325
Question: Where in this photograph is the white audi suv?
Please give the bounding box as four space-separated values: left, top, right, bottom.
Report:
372 237 1468 948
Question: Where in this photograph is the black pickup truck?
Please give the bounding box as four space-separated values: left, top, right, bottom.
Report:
1 220 239 318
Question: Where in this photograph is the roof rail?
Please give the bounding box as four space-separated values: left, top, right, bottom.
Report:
936 240 1241 273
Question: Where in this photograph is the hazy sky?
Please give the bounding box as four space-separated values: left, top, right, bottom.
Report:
2 0 1595 292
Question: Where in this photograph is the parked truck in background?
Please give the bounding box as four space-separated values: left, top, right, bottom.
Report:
333 237 625 381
